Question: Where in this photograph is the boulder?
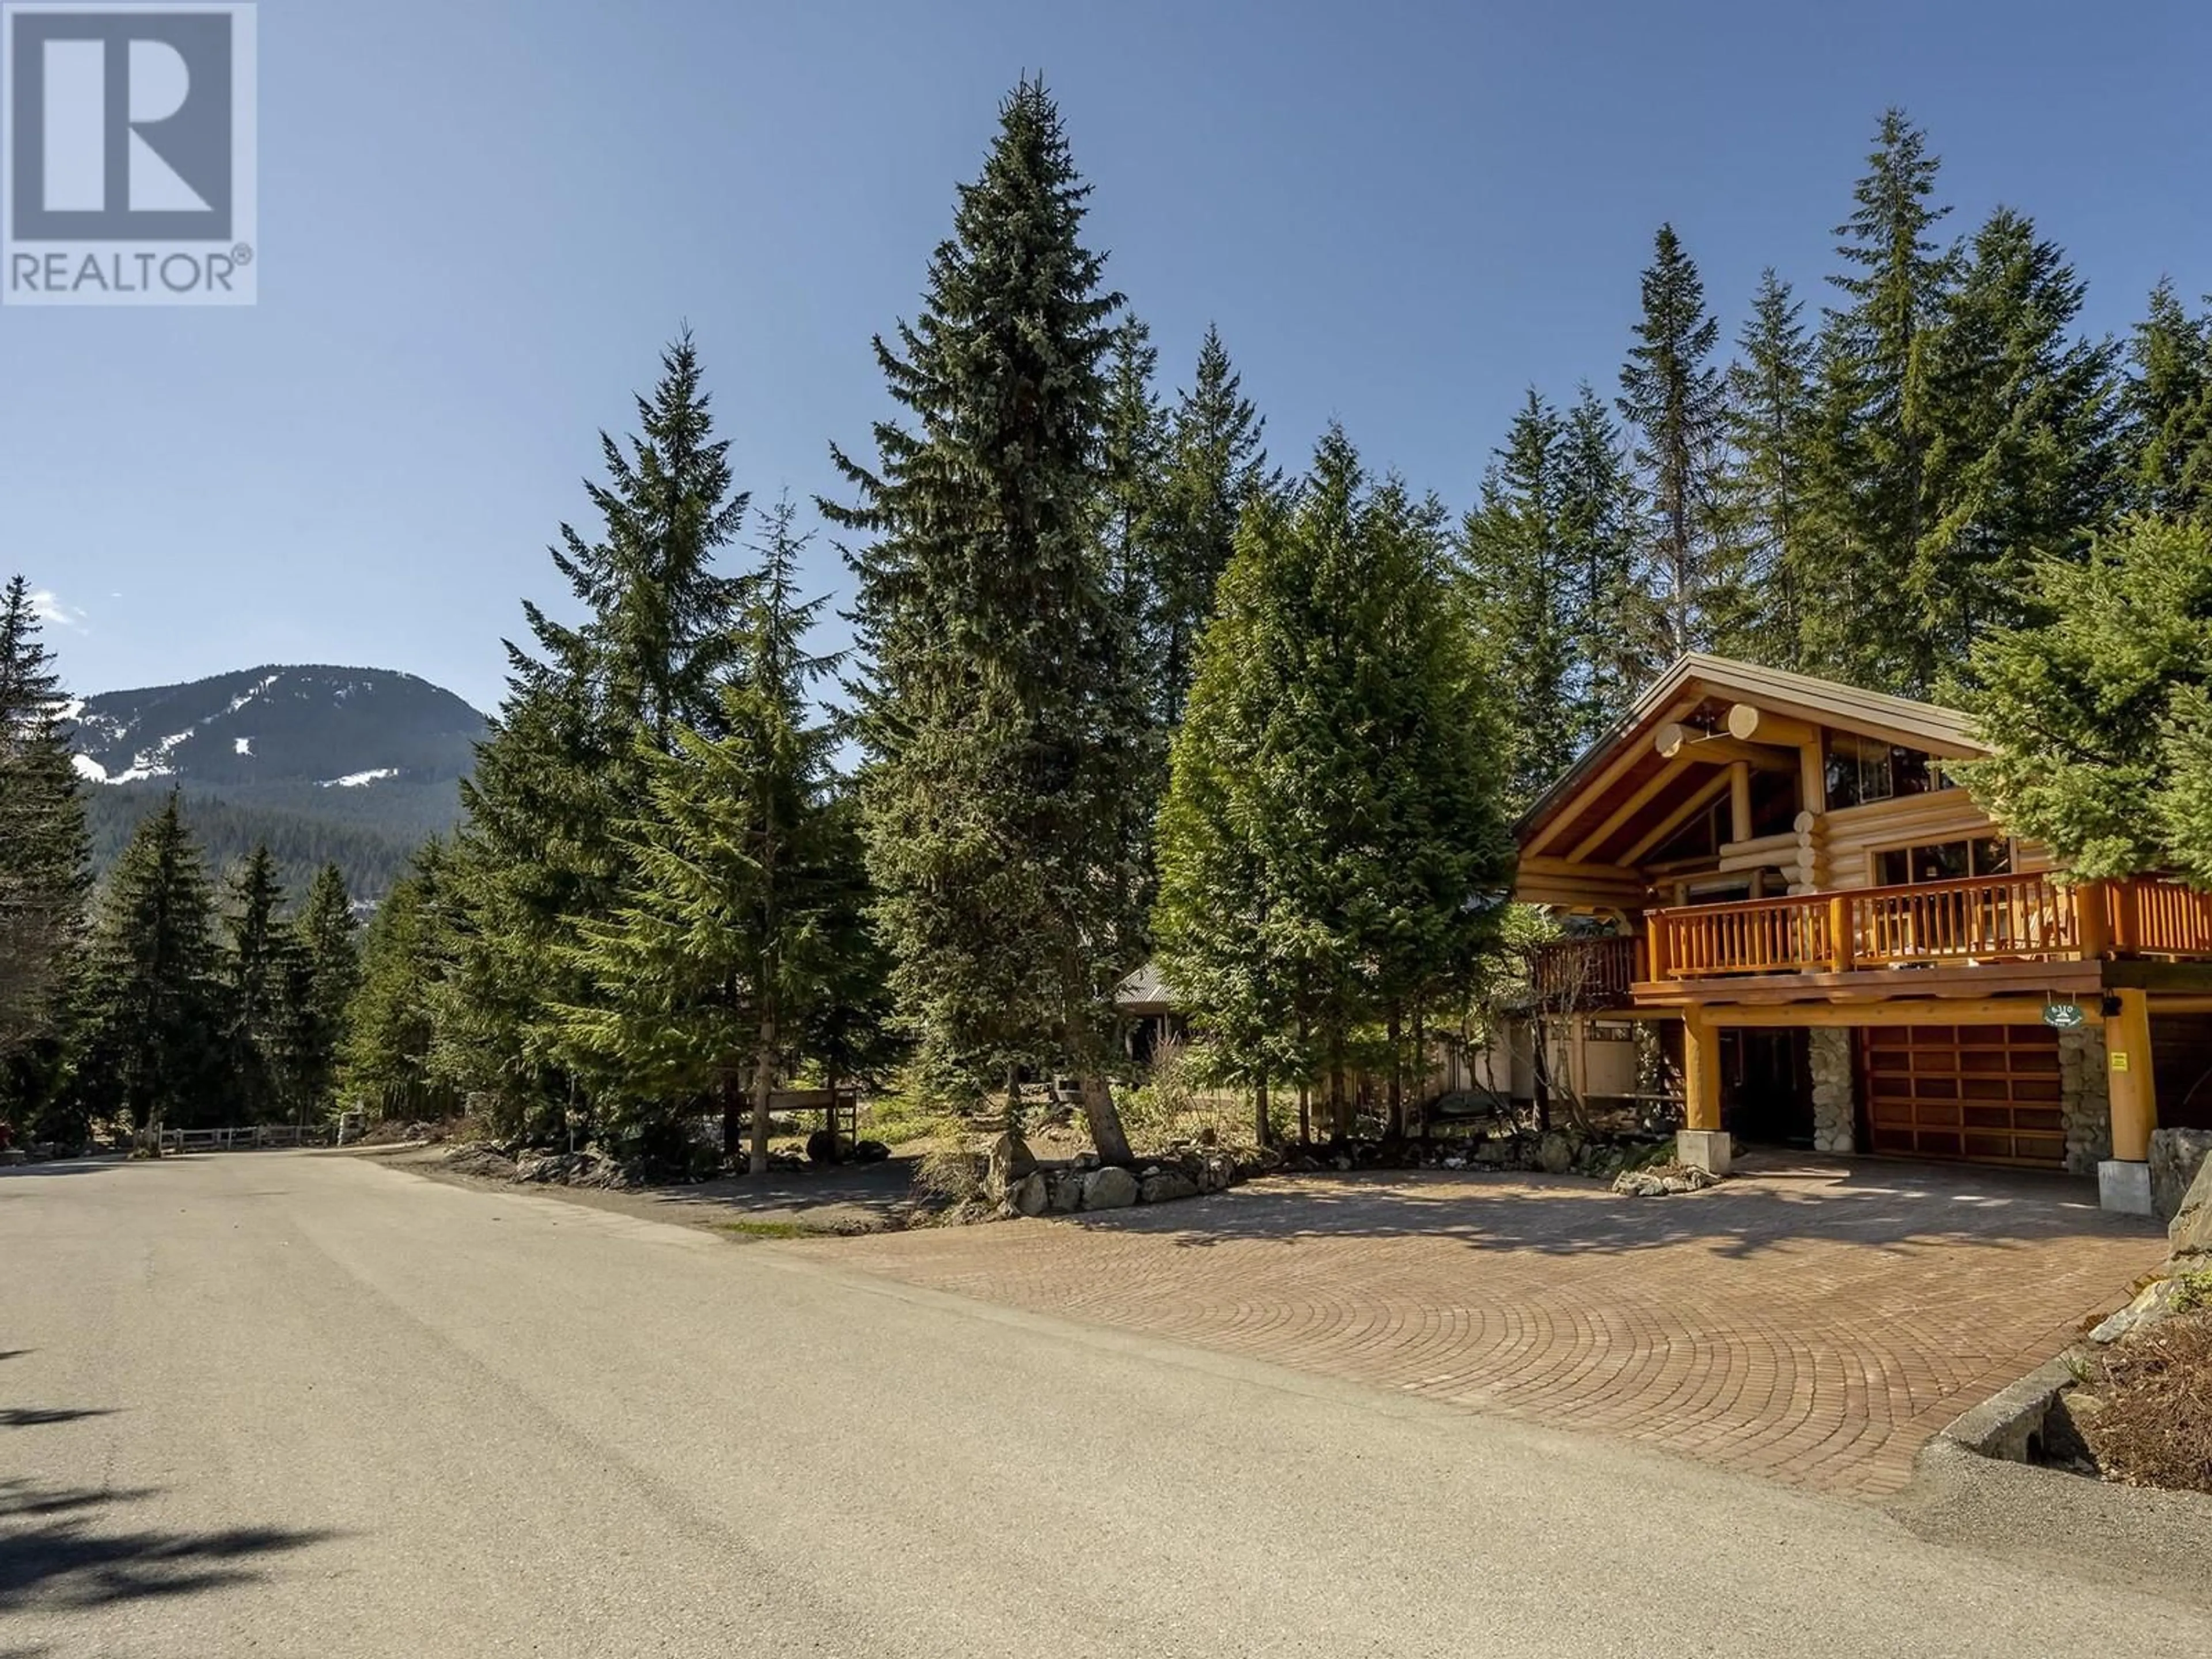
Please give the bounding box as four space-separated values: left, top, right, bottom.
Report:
2088 1276 2187 1344
2171 1151 2212 1260
1047 1171 1085 1214
1537 1131 1575 1175
986 1132 1037 1199
1009 1172 1049 1217
2150 1127 2212 1223
1140 1171 1200 1205
849 1139 892 1164
1613 1171 1666 1198
1081 1166 1139 1211
805 1128 844 1165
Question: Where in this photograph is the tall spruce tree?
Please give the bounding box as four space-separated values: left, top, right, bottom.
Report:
75 793 225 1134
1157 429 1515 1140
1619 224 1730 660
2119 279 2212 521
1717 271 1817 667
442 334 750 1139
1558 384 1651 736
1154 324 1271 728
1916 207 2119 672
340 840 457 1123
1460 389 1577 809
1804 109 1955 692
827 78 1142 1158
561 498 857 1172
0 577 90 1065
1096 315 1174 930
221 846 300 1124
290 862 359 1119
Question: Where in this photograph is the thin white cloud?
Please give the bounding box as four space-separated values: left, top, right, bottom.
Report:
29 589 88 632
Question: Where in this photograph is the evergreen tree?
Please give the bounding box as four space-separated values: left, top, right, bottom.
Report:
442 334 750 1139
290 862 360 1118
1152 487 1303 1143
560 499 854 1173
1158 429 1516 1140
1460 389 1577 809
1804 109 1955 692
340 840 457 1123
827 78 1142 1159
0 576 90 1065
221 845 301 1123
1558 384 1652 735
1956 517 2212 882
1618 225 1730 658
1096 315 1174 932
1154 324 1271 728
74 793 225 1134
2119 279 2212 521
1717 271 1817 666
1916 207 2119 668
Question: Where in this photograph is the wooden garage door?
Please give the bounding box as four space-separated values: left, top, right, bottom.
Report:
1859 1025 2066 1168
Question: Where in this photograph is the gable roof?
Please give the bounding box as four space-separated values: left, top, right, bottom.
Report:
1517 654 1983 854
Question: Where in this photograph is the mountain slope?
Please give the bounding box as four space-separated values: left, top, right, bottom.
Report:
69 666 489 901
70 665 484 789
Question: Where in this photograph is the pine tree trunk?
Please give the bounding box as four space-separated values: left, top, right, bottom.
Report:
1410 1007 1426 1140
721 1074 744 1164
1253 1077 1271 1149
1532 1018 1553 1136
1297 1081 1311 1146
1080 1074 1134 1166
1386 1008 1404 1138
748 1014 777 1177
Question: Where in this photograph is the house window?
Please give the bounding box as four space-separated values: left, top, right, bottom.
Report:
1825 733 1950 809
1874 837 2012 887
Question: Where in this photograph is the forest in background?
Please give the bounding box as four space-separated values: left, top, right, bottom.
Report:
9 88 2212 1162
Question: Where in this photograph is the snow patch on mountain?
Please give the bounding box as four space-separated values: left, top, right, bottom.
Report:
73 753 108 782
319 768 399 789
105 725 199 783
224 673 281 717
235 736 253 756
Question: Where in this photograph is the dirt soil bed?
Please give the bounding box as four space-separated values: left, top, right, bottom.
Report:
2073 1309 2212 1493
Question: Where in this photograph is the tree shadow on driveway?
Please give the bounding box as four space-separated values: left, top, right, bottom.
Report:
0 1476 339 1615
1065 1157 2164 1263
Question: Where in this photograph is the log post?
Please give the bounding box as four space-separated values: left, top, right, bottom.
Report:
2105 988 2157 1164
2074 880 2111 960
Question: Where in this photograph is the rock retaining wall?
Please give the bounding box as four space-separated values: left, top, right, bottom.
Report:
997 1150 1245 1218
1809 1028 1854 1154
2059 1025 2113 1175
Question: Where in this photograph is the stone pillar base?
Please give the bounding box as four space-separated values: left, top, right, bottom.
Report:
1677 1129 1733 1176
2097 1160 2153 1216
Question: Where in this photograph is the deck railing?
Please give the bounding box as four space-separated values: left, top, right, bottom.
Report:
1530 935 1638 1009
1646 874 2212 982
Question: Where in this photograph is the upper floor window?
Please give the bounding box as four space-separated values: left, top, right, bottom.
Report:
1874 837 2012 887
1825 733 1952 810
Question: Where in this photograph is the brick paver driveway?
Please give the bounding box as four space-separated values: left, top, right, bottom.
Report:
805 1156 2165 1496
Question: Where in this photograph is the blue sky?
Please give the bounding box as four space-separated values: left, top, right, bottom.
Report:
10 0 2212 713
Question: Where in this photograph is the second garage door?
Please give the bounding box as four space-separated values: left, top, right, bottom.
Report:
1859 1025 2066 1169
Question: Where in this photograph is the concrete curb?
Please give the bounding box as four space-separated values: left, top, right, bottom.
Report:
1924 1352 2081 1465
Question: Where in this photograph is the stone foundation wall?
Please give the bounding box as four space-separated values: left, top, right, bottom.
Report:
1809 1028 1854 1154
2059 1024 2112 1175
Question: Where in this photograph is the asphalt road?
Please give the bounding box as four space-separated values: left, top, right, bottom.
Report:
3 1152 2207 1658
